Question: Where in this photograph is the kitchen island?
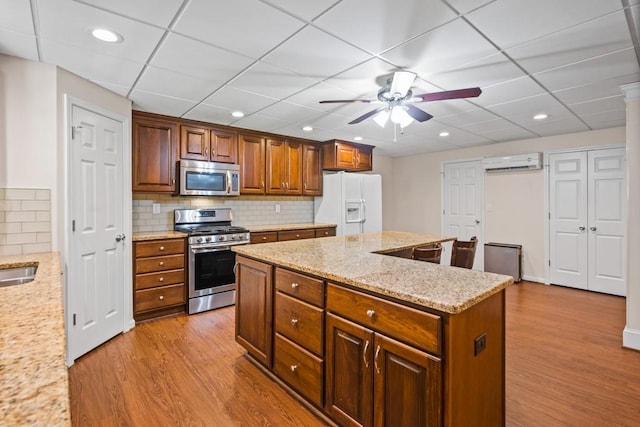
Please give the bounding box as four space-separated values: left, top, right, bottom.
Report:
233 231 513 426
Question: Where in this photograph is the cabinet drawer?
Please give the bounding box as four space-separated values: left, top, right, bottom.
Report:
135 239 184 257
275 268 324 307
250 231 278 244
326 283 441 355
275 292 323 356
136 254 184 274
135 269 185 290
314 227 336 238
274 334 323 408
135 284 185 313
277 229 315 241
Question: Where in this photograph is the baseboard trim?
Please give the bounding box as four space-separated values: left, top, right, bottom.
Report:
522 275 545 283
623 327 640 351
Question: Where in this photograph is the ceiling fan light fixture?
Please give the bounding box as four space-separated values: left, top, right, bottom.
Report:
390 105 413 128
373 110 390 128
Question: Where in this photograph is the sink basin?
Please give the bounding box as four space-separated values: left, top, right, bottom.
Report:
0 265 38 287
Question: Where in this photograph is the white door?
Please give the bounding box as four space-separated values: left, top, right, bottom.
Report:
442 160 484 270
587 148 626 295
549 151 589 289
68 104 126 361
549 147 626 296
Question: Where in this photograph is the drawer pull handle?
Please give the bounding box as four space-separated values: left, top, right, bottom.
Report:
291 282 299 289
159 295 164 300
159 261 164 266
159 246 165 251
159 277 164 282
291 318 298 326
363 340 370 368
296 234 300 238
366 309 375 318
374 345 381 374
290 364 298 372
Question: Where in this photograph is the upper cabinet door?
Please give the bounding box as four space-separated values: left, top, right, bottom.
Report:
210 128 238 164
180 125 210 161
266 138 287 195
303 143 322 196
239 134 266 194
132 115 178 193
322 140 374 172
285 140 303 195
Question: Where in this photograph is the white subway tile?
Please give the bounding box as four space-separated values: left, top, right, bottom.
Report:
5 189 36 200
21 222 50 233
0 245 22 256
22 242 51 254
37 232 51 243
21 200 51 211
36 212 50 222
6 211 36 222
35 189 50 200
6 233 37 245
0 223 21 233
0 188 5 200
0 200 21 211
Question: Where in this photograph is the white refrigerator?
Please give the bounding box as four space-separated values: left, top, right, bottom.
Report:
314 171 382 235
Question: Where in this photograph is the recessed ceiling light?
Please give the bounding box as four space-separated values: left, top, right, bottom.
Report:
91 28 123 43
354 136 363 141
231 111 244 118
533 113 548 120
302 126 313 132
439 131 450 137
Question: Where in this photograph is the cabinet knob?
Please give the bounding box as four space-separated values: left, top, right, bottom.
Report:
159 261 164 266
159 295 164 300
366 309 375 318
296 234 300 238
159 277 164 282
159 246 165 251
291 318 298 326
290 364 298 372
262 236 267 240
291 282 299 289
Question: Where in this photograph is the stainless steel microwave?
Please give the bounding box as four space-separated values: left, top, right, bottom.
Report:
179 160 240 196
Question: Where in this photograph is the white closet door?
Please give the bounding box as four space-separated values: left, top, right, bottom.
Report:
587 148 626 296
549 152 588 289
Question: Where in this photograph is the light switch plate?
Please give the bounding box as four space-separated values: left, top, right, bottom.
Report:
152 203 160 214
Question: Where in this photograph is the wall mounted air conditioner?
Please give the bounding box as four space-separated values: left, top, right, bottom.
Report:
482 152 542 172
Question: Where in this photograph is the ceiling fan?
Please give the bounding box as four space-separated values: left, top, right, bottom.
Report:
319 71 481 128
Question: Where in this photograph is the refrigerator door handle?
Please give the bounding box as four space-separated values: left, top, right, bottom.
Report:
361 199 366 223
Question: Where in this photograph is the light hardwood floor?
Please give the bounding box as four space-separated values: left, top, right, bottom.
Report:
68 282 640 426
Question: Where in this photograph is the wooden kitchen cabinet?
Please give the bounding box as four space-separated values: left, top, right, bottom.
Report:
235 256 273 367
133 238 186 320
322 140 373 172
180 124 238 164
302 143 323 195
266 138 303 195
238 134 266 194
249 226 336 244
277 229 316 241
132 113 178 193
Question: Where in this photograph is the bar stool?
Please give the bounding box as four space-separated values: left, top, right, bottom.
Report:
450 236 478 269
411 243 443 264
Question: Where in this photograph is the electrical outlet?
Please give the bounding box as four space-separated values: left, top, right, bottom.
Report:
152 203 160 214
474 332 487 356
275 204 281 213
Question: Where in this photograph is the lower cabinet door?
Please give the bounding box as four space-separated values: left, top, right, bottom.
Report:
372 334 442 427
274 334 323 407
325 313 374 427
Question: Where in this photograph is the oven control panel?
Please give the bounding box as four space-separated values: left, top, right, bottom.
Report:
189 232 250 246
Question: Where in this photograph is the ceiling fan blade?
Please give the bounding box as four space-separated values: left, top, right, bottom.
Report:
405 105 433 122
389 71 416 97
319 99 374 104
348 107 385 125
413 87 482 102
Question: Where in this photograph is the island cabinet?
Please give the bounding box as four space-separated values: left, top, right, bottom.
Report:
322 140 373 172
132 113 178 193
249 226 336 244
266 138 303 195
180 124 237 164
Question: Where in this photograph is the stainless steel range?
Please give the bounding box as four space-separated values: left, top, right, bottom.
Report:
174 208 250 314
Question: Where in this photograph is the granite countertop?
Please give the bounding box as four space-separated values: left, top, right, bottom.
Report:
233 231 513 314
132 231 186 241
246 223 336 233
0 252 70 426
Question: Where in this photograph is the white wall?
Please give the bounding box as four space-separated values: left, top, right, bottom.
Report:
390 127 626 280
371 151 393 231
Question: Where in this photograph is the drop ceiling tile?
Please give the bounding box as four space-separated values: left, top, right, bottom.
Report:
182 103 235 125
40 39 144 87
174 0 305 58
136 66 223 101
36 0 165 62
230 114 288 132
534 48 640 91
506 11 633 74
286 82 359 112
268 124 335 141
314 0 457 54
0 0 34 34
416 98 479 120
150 33 255 83
228 61 319 100
466 0 622 49
580 109 627 129
202 86 278 115
475 77 546 107
459 118 520 134
437 108 500 127
76 0 184 27
446 0 495 14
488 93 570 122
255 101 324 123
305 112 354 130
381 18 500 78
427 53 527 90
553 73 640 104
0 29 39 61
324 58 401 96
525 115 589 136
479 126 538 142
568 95 626 116
91 81 130 97
265 0 339 21
262 26 370 79
130 90 197 117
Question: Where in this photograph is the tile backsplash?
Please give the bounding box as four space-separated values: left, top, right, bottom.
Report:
0 188 52 256
133 194 314 233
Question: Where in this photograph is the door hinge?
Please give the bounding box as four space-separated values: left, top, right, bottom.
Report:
71 125 83 140
72 220 76 232
548 259 551 266
548 212 551 219
73 313 76 326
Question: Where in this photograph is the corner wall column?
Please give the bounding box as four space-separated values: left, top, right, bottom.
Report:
621 82 640 351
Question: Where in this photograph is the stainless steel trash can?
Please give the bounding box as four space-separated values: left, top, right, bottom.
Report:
484 243 522 282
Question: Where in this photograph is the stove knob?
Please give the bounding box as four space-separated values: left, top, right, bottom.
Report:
219 235 226 241
197 237 204 243
230 235 236 240
205 236 212 242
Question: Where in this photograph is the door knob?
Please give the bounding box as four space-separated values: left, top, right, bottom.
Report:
475 219 480 224
578 226 586 231
590 226 597 231
115 234 126 242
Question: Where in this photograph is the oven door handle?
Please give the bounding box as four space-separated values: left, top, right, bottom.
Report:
190 246 233 254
